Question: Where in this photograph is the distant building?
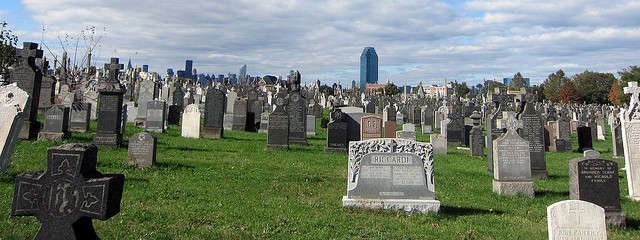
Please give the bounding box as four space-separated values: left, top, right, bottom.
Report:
185 60 193 79
229 73 237 86
218 74 225 84
177 70 186 78
360 47 378 91
166 68 174 77
424 85 447 99
239 64 247 83
364 83 386 94
142 65 148 72
503 77 530 87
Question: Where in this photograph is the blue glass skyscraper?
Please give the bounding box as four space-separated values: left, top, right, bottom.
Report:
360 47 378 91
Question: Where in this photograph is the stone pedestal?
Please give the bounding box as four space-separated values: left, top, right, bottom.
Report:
93 133 123 147
202 127 223 139
37 131 71 141
606 212 626 228
492 180 534 197
342 197 440 214
531 170 549 180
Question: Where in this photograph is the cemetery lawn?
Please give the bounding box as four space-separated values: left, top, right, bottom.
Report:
2 121 640 239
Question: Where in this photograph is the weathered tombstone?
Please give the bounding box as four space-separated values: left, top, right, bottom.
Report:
93 58 126 147
384 121 396 138
38 105 71 141
430 134 447 155
11 143 125 239
547 200 607 240
287 90 308 145
128 132 157 168
402 123 415 132
557 109 573 151
612 119 624 158
258 112 269 134
38 75 55 114
577 126 593 152
396 130 416 141
395 111 404 125
487 88 514 173
555 139 569 153
325 109 348 153
493 111 534 197
181 104 200 138
0 83 27 172
232 98 248 131
11 42 43 139
203 89 225 139
569 150 625 227
519 93 547 179
135 79 157 125
469 111 483 156
145 100 166 133
69 102 91 132
543 125 556 152
306 115 316 135
421 105 434 134
226 90 237 114
311 100 323 118
360 115 382 140
267 97 289 150
343 138 440 213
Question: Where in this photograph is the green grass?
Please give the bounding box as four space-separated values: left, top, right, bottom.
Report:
1 119 640 239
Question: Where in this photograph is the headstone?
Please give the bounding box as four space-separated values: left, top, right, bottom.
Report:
226 90 237 114
69 102 91 132
0 83 27 172
326 109 348 152
125 102 137 123
384 121 396 138
577 126 593 152
622 81 640 201
203 89 225 139
232 98 248 131
469 111 483 156
145 100 166 133
543 125 556 152
267 97 289 149
547 200 607 240
167 105 181 125
360 115 382 140
555 139 569 153
287 91 308 145
11 143 124 239
519 93 547 179
258 112 269 134
493 111 534 197
343 138 440 213
135 79 157 125
557 110 573 151
181 104 200 138
306 115 316 135
127 132 157 168
612 120 624 158
11 42 43 139
93 58 126 147
38 105 71 141
395 111 404 125
396 130 416 141
38 75 55 114
569 150 626 227
223 113 233 130
430 134 447 155
402 123 415 132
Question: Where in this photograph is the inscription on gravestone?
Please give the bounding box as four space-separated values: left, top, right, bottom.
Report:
128 132 157 168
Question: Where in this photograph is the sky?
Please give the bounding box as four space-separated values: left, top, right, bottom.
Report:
1 0 639 87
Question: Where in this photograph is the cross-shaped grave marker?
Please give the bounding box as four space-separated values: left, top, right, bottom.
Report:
12 143 124 240
496 111 522 134
104 58 124 83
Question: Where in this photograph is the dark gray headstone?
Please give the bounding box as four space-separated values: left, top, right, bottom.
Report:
493 111 534 197
577 126 593 152
69 102 91 132
519 94 547 179
38 75 55 114
203 88 225 139
613 123 624 158
93 58 126 147
38 105 71 141
167 105 181 125
145 100 166 133
232 98 248 131
287 91 307 145
11 42 43 139
128 132 157 168
11 143 125 239
326 109 348 152
267 97 289 149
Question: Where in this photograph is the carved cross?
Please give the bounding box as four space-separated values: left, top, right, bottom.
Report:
624 81 640 107
11 144 124 239
497 111 521 133
567 202 586 225
104 58 124 83
16 42 43 67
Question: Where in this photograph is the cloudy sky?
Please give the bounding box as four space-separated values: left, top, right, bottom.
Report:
2 0 639 86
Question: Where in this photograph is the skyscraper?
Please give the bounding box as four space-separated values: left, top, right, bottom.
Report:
185 60 193 79
239 64 247 83
360 47 378 91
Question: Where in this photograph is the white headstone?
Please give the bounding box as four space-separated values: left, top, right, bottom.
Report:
547 200 606 240
0 83 28 172
181 104 201 138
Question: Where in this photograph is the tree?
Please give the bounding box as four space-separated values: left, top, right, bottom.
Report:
451 81 470 97
318 84 334 96
530 84 545 102
608 80 625 106
572 70 616 104
559 80 580 104
542 69 569 103
384 82 400 96
509 72 526 90
484 80 505 94
617 66 640 104
0 21 19 81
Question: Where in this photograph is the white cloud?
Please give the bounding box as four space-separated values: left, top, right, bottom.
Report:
5 0 638 87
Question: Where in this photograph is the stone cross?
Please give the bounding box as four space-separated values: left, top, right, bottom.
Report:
104 58 124 83
497 111 521 133
11 144 124 239
625 81 640 108
567 202 586 225
18 42 43 63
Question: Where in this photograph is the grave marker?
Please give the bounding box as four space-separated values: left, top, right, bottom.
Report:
128 132 157 168
493 111 534 197
0 83 27 172
547 200 606 240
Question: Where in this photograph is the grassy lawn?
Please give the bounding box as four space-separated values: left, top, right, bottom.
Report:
1 118 640 239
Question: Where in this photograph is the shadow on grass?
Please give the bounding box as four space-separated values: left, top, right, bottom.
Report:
155 161 196 170
547 175 569 181
125 177 150 183
535 190 570 198
441 205 505 216
624 218 640 228
0 172 19 184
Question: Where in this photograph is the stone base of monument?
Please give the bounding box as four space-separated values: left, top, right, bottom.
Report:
258 129 268 133
324 147 347 153
37 131 71 141
492 180 534 197
531 170 549 180
342 196 440 214
202 127 223 139
306 131 316 136
69 126 88 133
606 212 626 228
93 133 123 147
267 144 289 150
19 120 41 140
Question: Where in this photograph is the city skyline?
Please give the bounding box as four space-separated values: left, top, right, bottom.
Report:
2 0 639 86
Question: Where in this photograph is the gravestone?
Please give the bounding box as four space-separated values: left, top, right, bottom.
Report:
232 98 248 131
69 102 91 132
11 42 43 139
557 109 573 151
38 105 71 141
38 75 55 114
172 87 185 112
287 91 308 145
128 132 157 168
0 83 28 172
612 120 624 158
421 106 434 133
167 105 181 125
577 126 593 152
395 111 404 125
402 123 415 132
555 139 569 153
267 97 289 150
493 111 534 197
519 93 547 179
343 138 439 213
145 100 166 133
384 121 396 138
396 130 416 141
325 109 348 153
223 113 233 130
544 125 556 152
259 112 269 134
569 150 625 227
11 143 124 240
430 134 447 155
203 89 225 139
306 115 316 135
469 111 483 156
125 102 137 123
547 200 606 240
135 79 157 125
360 115 382 140
93 58 126 147
181 104 200 138
486 88 514 173
621 81 640 201
226 90 237 114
